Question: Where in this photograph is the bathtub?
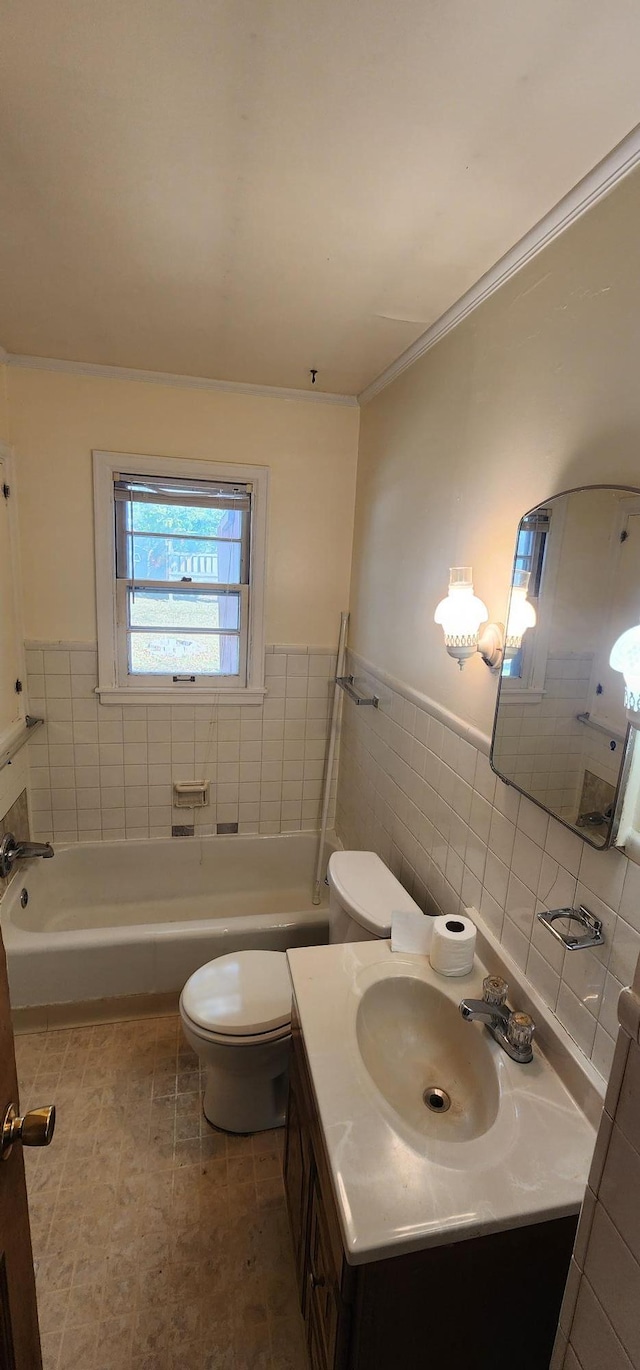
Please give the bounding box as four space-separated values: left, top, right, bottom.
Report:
1 831 332 1010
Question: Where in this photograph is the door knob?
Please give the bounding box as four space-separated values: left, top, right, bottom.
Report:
1 1103 56 1161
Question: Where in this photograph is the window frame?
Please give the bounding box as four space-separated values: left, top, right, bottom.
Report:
500 498 566 704
93 451 268 705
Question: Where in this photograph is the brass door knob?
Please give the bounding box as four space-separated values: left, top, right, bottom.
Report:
1 1103 56 1161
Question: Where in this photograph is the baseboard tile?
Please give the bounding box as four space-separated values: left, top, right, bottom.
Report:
12 990 179 1034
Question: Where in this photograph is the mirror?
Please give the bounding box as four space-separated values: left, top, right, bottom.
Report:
491 485 640 848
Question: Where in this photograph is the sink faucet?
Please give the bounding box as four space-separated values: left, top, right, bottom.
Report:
0 833 54 880
459 975 534 1064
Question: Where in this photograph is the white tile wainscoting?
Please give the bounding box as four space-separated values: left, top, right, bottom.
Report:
335 654 640 1082
25 642 337 844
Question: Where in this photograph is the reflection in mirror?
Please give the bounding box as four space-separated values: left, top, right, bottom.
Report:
491 486 640 849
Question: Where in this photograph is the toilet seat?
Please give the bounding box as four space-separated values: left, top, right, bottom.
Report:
180 1010 291 1049
180 949 292 1044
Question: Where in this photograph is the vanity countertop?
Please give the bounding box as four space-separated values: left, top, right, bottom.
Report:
286 939 596 1265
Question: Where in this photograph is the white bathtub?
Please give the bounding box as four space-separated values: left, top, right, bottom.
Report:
1 831 331 1009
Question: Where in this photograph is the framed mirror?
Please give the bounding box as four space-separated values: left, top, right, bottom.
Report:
491 485 640 849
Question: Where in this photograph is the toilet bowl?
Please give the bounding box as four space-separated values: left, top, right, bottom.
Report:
181 853 420 1133
179 949 292 1133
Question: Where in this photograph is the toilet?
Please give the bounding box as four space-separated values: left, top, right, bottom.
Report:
327 849 421 942
180 851 421 1133
179 949 292 1134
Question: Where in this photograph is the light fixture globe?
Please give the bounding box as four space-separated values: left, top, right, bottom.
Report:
504 569 537 657
434 567 488 669
610 622 640 722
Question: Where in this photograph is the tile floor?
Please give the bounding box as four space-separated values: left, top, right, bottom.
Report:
16 1015 309 1370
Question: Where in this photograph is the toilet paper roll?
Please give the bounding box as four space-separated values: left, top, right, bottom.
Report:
429 913 476 977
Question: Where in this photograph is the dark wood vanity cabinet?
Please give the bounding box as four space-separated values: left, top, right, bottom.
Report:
283 1005 578 1370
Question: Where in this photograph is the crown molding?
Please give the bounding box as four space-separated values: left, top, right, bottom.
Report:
6 352 358 407
359 122 640 406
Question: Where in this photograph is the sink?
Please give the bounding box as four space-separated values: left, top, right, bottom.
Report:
355 974 500 1143
287 939 596 1263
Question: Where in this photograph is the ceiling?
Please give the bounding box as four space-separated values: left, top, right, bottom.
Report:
2 1 640 397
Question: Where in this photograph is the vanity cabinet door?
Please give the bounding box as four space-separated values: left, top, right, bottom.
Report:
307 1298 327 1370
306 1172 350 1370
283 1044 313 1309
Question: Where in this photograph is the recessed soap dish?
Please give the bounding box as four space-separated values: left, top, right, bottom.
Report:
173 781 209 808
537 905 604 951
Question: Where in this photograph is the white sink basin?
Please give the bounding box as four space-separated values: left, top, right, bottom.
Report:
286 939 597 1264
356 974 499 1143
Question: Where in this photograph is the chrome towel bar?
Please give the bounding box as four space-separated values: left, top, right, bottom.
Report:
575 711 626 746
335 676 379 708
0 716 44 773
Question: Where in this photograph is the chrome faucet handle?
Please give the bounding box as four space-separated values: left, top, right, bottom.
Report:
482 975 508 1008
507 1011 535 1055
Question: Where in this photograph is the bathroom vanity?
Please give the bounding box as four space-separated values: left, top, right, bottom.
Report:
283 940 596 1370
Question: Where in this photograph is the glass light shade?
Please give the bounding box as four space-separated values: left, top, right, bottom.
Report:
434 567 488 669
610 622 640 721
505 569 537 653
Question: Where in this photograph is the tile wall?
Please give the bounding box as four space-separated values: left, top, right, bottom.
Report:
493 652 592 818
493 651 621 824
25 643 337 844
335 654 640 1081
552 1001 640 1370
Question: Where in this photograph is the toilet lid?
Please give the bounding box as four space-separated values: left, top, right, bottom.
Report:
328 850 421 935
181 950 292 1037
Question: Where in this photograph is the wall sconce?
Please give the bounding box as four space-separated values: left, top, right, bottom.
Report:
434 567 502 670
609 623 640 725
435 565 537 672
504 569 537 659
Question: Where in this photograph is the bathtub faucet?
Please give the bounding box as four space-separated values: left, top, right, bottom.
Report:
0 833 54 880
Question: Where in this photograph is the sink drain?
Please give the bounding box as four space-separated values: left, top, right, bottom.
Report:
423 1087 451 1113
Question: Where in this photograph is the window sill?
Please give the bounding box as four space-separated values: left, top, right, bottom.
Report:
97 686 267 706
500 687 546 705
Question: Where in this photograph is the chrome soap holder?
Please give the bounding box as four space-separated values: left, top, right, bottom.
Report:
537 905 604 951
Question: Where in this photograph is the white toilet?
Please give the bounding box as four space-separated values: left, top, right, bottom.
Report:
180 851 421 1133
179 949 293 1134
327 849 421 942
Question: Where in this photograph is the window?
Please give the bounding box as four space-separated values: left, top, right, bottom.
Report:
93 452 268 704
501 508 550 683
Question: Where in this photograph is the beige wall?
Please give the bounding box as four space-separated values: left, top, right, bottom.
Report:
350 167 640 738
8 368 359 645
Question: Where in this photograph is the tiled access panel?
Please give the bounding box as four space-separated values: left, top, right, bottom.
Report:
25 643 338 843
0 787 30 895
336 654 640 1083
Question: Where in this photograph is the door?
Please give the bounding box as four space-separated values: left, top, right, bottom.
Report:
0 924 43 1370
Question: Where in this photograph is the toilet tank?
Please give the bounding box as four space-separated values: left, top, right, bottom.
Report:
327 851 421 943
